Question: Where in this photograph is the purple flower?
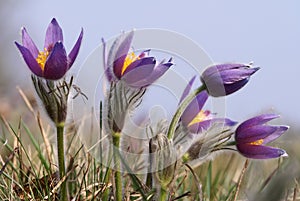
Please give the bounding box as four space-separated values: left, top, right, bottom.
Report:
15 18 83 80
104 31 173 88
180 77 236 133
235 114 288 159
201 63 260 97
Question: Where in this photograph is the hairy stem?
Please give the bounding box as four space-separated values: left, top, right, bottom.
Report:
57 123 67 201
167 85 206 139
113 132 122 201
159 187 168 201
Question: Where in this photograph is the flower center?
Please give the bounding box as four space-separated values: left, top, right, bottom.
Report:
188 110 210 126
122 52 140 75
36 48 50 71
249 139 264 145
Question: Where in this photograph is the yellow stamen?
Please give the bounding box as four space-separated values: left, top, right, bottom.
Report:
188 110 209 126
249 139 264 145
122 52 140 75
36 48 49 71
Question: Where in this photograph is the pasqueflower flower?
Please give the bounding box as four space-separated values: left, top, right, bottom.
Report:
235 114 288 159
105 31 173 88
15 18 83 80
180 77 236 133
201 63 259 97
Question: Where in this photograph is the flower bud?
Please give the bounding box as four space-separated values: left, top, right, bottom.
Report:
150 133 176 188
201 63 259 97
31 75 72 125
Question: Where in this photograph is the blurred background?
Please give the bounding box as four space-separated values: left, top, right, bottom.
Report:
0 1 299 145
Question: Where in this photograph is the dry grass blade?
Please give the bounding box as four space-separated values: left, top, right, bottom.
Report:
292 180 299 201
41 168 77 200
17 86 53 169
16 86 35 115
173 191 191 201
0 114 16 140
232 159 249 201
74 155 92 201
0 147 18 177
175 169 187 191
185 163 202 200
37 112 53 166
80 182 112 200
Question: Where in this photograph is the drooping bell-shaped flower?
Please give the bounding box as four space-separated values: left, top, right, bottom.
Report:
235 114 288 159
104 31 173 88
15 18 83 80
201 63 259 97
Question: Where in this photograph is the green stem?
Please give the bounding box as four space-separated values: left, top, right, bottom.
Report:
167 85 206 139
57 123 67 201
113 132 122 201
224 141 237 146
159 187 168 201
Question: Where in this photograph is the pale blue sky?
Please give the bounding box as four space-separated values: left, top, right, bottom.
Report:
2 1 300 125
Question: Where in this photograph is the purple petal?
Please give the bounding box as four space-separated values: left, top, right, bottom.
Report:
263 126 289 144
106 36 123 79
121 57 156 87
147 61 173 81
217 63 250 70
188 120 211 133
105 67 114 82
131 61 173 87
181 91 208 127
179 76 197 104
15 42 43 77
225 118 238 126
68 28 83 68
221 68 259 84
113 31 134 79
235 125 277 143
202 76 227 97
44 18 63 49
237 114 280 134
21 27 39 58
223 79 249 95
101 38 114 82
188 118 237 134
44 42 68 80
237 144 287 159
203 65 259 84
202 63 251 78
123 57 155 75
